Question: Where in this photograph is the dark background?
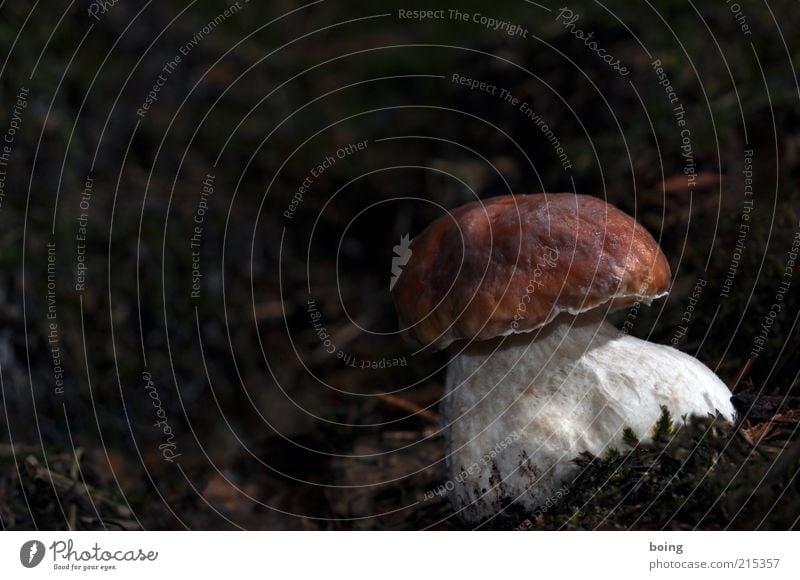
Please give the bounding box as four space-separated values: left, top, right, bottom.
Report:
1 0 800 529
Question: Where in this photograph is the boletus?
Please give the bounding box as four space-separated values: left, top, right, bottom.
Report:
392 193 734 523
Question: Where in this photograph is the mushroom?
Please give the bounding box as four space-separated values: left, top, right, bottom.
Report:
392 193 735 523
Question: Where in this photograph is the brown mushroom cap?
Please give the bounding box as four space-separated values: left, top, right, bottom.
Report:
392 193 671 350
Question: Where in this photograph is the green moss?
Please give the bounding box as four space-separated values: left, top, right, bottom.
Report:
622 426 640 448
519 414 800 530
651 406 675 442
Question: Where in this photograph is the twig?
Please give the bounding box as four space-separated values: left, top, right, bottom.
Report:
377 394 440 424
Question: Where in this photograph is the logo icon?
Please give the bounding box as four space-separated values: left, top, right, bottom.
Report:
20 540 45 568
389 234 412 291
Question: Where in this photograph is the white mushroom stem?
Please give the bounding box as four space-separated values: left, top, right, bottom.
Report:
441 310 735 523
